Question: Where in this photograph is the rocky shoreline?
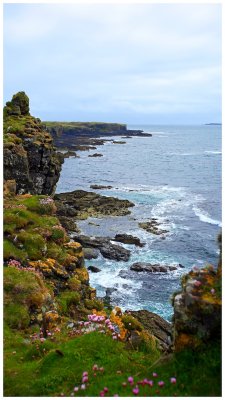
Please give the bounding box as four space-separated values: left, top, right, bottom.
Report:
3 92 222 385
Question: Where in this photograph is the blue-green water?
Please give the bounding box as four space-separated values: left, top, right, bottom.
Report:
56 125 221 320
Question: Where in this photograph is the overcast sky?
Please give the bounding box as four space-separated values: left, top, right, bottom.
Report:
4 3 221 124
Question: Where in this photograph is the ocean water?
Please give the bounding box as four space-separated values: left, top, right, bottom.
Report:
56 125 222 320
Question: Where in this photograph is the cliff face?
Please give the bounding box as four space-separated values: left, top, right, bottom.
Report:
3 92 63 195
172 263 221 351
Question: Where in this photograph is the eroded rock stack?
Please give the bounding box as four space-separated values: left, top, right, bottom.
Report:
4 91 63 194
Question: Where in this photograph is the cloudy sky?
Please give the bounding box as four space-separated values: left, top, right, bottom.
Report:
4 3 221 124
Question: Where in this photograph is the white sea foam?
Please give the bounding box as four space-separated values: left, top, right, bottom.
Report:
193 207 222 227
204 151 222 155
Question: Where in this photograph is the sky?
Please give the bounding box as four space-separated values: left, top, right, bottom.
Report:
3 3 222 124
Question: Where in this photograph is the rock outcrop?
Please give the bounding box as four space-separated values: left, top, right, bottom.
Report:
130 262 178 273
127 310 172 352
54 190 134 226
72 234 131 262
4 92 63 195
172 265 221 351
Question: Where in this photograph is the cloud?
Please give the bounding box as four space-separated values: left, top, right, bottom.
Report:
3 3 221 123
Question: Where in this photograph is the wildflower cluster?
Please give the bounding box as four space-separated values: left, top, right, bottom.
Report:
7 258 42 275
39 197 54 205
7 259 22 268
70 314 120 340
67 367 176 397
70 365 105 396
30 326 61 344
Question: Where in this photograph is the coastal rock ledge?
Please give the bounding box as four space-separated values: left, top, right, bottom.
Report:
3 92 63 195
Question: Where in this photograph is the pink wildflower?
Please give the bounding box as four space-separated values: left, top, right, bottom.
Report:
170 377 176 384
152 372 157 377
100 391 105 397
211 288 215 294
104 387 109 393
128 376 134 385
82 371 88 377
73 387 79 392
194 280 202 287
148 380 154 386
132 387 139 395
158 381 165 387
81 384 86 390
99 367 104 372
82 376 88 383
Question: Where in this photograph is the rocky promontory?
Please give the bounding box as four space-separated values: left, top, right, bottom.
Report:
54 190 134 232
3 92 63 194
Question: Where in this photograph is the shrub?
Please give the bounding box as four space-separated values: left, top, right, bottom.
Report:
84 299 104 311
57 291 81 315
121 315 143 331
4 240 27 262
17 231 46 260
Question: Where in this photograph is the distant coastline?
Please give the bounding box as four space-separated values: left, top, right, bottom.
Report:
205 123 222 126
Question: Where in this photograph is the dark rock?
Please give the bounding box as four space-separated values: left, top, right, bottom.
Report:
63 151 77 158
72 234 130 262
139 219 169 235
88 266 101 273
54 190 134 220
90 185 113 190
173 266 221 351
4 92 63 195
88 153 103 157
127 310 172 352
112 141 126 144
100 243 130 262
83 247 99 260
114 233 145 247
130 262 177 273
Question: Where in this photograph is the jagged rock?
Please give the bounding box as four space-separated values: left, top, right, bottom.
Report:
173 266 221 351
114 233 145 247
88 153 103 157
4 91 30 116
112 140 126 144
83 247 99 260
88 266 101 273
127 310 172 352
100 243 130 261
130 262 177 273
54 190 134 220
63 151 77 158
72 234 131 262
3 92 63 195
90 184 113 190
139 219 169 235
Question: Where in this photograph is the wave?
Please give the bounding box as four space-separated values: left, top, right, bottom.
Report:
193 207 222 227
204 151 222 155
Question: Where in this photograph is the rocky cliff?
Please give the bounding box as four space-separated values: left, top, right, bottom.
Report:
3 92 63 195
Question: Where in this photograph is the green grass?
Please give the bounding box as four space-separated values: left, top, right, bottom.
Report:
4 326 221 397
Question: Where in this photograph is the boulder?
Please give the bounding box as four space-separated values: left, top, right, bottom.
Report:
114 233 145 247
130 262 178 273
127 310 172 352
139 219 169 235
88 153 103 157
88 266 101 273
90 184 113 190
100 243 130 262
72 234 131 262
83 247 99 260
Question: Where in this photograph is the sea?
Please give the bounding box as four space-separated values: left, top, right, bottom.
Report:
56 124 222 321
